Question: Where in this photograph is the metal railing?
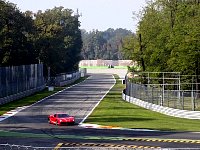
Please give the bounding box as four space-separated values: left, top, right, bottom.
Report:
125 72 200 111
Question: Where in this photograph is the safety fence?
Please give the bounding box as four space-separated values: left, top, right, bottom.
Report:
47 68 86 87
0 64 45 105
123 89 200 119
0 65 86 105
125 72 200 111
54 71 81 87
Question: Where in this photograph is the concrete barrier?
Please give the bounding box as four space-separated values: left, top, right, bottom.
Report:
55 72 81 87
122 90 200 120
0 85 45 105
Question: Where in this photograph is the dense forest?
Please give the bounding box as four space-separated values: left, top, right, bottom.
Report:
122 0 200 77
81 28 133 60
0 0 82 76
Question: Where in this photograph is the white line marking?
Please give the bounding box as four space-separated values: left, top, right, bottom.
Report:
79 123 159 132
0 76 89 122
80 75 116 124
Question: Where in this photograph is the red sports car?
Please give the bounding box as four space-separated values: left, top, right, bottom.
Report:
48 113 75 125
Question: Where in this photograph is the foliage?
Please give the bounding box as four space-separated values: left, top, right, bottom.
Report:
0 1 37 66
127 65 141 72
34 7 82 76
122 0 200 76
81 28 133 60
0 1 82 76
121 35 137 60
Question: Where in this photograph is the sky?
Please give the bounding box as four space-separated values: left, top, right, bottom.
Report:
7 0 147 32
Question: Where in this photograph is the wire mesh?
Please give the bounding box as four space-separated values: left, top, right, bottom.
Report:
125 72 200 111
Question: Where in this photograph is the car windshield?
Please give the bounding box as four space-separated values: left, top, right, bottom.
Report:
57 114 69 118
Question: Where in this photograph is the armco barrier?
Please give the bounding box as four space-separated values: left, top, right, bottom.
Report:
122 89 200 120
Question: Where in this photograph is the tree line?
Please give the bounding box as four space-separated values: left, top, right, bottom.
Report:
122 0 200 91
0 0 82 76
81 28 133 60
122 0 200 76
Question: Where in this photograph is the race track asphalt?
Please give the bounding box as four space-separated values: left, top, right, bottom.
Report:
1 71 200 149
0 74 115 129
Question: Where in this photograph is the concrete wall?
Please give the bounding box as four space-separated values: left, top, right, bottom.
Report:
79 60 135 67
0 85 45 105
55 72 81 87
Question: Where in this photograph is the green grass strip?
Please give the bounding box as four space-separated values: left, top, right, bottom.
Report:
0 76 88 116
85 74 200 132
0 130 115 140
1 129 200 143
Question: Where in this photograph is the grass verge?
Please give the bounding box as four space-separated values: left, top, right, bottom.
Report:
85 74 200 132
0 76 89 116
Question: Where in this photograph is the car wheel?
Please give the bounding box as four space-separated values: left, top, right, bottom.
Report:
56 121 58 126
48 118 51 124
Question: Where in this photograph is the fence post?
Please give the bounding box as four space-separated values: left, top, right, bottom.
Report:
192 77 195 111
162 72 165 104
182 91 184 110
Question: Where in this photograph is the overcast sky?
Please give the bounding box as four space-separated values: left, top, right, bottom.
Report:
7 0 147 32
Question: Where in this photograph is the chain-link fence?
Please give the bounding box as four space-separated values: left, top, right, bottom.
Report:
125 72 200 111
0 64 45 100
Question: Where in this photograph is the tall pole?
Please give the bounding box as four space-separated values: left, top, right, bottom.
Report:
196 55 199 98
139 34 145 72
48 66 50 85
162 72 164 106
192 76 195 111
178 73 181 101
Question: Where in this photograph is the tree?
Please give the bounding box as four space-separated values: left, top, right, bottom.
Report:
81 28 132 60
0 2 83 77
34 7 82 76
122 0 200 75
0 0 37 66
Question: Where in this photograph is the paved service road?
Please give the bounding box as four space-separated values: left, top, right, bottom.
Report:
1 72 200 149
